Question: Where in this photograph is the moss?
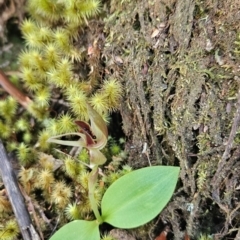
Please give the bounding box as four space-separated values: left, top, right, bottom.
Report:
0 0 125 237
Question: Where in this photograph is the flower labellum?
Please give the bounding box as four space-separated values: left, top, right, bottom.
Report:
47 104 108 166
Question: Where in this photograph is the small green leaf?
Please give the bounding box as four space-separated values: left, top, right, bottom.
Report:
49 220 100 240
101 166 180 228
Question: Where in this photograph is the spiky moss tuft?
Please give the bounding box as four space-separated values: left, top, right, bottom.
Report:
24 25 52 49
121 164 132 174
21 67 44 91
38 153 55 171
101 234 117 240
27 0 64 23
23 132 32 144
64 156 81 179
78 148 90 163
30 50 47 74
110 142 121 156
51 181 72 208
76 188 102 215
53 28 71 53
46 119 60 136
101 165 132 190
64 85 89 120
34 87 51 107
0 193 12 213
65 203 81 220
19 50 35 68
63 0 101 25
35 169 55 190
198 234 213 240
89 92 109 115
56 113 78 134
37 130 52 151
77 170 90 189
17 143 36 166
18 167 38 194
0 121 12 139
47 58 74 88
0 219 20 240
27 102 49 120
15 118 30 132
6 142 18 152
21 19 37 36
46 113 78 136
44 43 61 66
0 97 18 122
101 79 123 111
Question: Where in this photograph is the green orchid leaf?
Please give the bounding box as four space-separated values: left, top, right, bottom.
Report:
101 166 180 228
49 220 100 240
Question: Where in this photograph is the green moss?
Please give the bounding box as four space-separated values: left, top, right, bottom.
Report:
0 0 125 237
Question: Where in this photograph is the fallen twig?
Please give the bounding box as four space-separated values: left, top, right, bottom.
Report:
0 70 32 108
0 139 40 240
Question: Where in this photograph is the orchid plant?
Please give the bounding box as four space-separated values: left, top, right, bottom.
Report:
48 105 180 240
48 104 108 167
47 104 108 223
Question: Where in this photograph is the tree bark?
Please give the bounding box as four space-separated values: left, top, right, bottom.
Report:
103 0 240 238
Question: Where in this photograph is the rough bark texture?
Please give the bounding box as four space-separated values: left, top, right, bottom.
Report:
0 0 25 43
103 0 240 239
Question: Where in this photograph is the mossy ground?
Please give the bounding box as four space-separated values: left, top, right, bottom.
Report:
1 0 240 239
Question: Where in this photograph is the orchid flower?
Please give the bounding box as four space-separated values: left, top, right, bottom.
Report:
47 104 108 167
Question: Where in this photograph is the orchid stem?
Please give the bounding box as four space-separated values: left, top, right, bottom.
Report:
88 165 103 224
